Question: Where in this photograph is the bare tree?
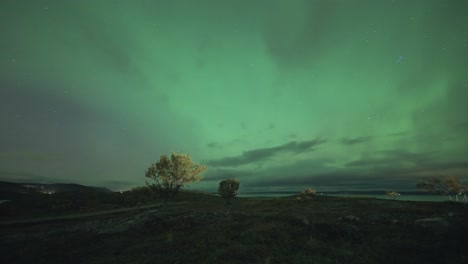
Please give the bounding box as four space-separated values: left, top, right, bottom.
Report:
145 152 206 207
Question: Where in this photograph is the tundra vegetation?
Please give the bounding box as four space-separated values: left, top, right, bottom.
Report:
145 152 207 207
1 161 467 263
2 188 467 264
217 178 240 205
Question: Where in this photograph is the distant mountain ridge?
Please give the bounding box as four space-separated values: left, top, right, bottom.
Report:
0 181 111 199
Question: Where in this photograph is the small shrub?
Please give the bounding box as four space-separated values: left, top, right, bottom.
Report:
218 179 240 205
298 188 316 202
385 191 400 200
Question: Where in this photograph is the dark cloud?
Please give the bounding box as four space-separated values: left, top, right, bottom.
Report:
245 158 468 192
455 121 468 129
0 170 63 184
340 136 373 145
69 11 136 76
206 138 326 167
412 80 468 131
206 142 221 149
262 1 337 68
0 84 98 124
444 79 468 124
0 85 110 153
203 168 253 182
0 151 61 163
346 149 436 168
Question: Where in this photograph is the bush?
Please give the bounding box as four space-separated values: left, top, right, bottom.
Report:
218 179 240 205
123 186 157 207
385 191 400 200
297 188 316 202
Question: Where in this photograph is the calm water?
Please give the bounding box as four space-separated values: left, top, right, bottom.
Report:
235 192 457 202
327 194 448 202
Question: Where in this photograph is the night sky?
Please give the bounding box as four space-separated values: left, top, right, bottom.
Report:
1 0 467 192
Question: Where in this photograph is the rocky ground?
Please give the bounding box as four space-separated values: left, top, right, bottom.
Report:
1 195 467 264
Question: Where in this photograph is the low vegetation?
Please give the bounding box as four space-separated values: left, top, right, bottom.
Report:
1 191 467 264
0 151 466 264
218 178 240 205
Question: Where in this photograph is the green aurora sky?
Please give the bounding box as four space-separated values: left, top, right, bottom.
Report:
1 0 467 192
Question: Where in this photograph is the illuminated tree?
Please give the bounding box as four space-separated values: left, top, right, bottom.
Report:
462 186 468 203
385 191 400 200
416 176 465 201
218 179 240 205
297 188 316 201
145 152 206 207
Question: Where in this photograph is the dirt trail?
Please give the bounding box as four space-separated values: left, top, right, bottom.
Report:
0 203 172 226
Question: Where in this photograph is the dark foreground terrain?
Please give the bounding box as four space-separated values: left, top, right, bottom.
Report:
1 191 467 264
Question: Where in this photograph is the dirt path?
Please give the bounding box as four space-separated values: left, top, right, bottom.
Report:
0 204 166 226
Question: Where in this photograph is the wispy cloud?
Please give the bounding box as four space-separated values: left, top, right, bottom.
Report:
244 158 468 191
206 138 326 167
340 136 373 145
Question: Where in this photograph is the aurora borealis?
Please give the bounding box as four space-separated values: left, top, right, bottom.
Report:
1 0 467 192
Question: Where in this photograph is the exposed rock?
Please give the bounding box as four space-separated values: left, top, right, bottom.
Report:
366 214 390 224
414 217 450 230
98 211 167 234
287 215 310 225
340 224 360 239
315 223 361 241
340 215 360 222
